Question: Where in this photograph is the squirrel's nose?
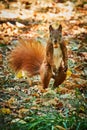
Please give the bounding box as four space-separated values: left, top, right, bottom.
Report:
54 40 57 44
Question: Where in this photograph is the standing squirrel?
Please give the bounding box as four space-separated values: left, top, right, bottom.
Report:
9 25 68 89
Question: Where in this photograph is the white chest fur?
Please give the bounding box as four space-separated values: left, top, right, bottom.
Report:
53 46 63 69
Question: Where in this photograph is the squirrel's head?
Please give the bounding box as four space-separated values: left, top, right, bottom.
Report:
49 24 62 48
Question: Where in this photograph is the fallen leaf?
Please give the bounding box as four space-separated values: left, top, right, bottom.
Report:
55 125 66 130
0 108 11 114
66 70 72 78
32 93 40 97
7 97 16 105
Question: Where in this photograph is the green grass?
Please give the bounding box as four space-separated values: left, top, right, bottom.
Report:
1 110 86 130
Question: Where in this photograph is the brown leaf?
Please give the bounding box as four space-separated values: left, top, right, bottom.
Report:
78 52 87 61
57 86 72 94
0 53 2 63
32 93 40 98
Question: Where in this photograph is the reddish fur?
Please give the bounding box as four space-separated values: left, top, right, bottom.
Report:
53 65 67 87
9 39 45 76
8 24 68 89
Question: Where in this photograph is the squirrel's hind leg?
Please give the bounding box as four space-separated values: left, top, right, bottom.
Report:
53 66 67 88
40 63 52 89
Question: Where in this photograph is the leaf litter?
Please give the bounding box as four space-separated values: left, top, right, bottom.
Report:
0 0 87 129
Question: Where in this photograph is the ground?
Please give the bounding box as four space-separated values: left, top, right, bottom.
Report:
0 0 87 130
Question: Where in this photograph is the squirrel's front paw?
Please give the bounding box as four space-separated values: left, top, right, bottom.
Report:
53 65 57 73
64 65 68 72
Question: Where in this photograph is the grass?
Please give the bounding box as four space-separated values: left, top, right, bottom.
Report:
4 111 87 130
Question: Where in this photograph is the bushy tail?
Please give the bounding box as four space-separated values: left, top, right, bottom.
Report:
8 38 45 76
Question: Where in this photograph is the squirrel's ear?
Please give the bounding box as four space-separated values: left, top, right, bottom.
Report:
49 25 53 32
58 24 62 32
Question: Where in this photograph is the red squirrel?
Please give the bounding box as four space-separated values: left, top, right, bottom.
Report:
9 25 68 89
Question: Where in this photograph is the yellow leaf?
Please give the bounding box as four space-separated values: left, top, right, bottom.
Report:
0 108 11 114
18 108 29 114
7 97 16 105
80 106 85 112
18 108 29 118
16 71 23 78
15 71 27 79
66 70 72 78
55 125 66 130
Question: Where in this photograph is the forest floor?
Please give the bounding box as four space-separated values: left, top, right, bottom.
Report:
0 0 87 130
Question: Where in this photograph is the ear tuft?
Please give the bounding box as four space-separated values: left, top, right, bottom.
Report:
49 25 53 32
58 24 62 32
